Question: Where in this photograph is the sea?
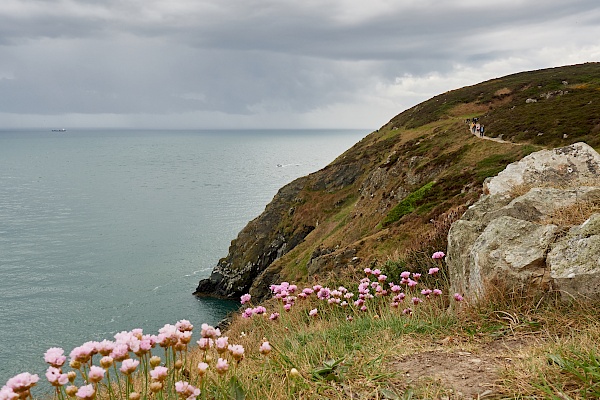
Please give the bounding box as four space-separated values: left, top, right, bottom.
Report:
0 128 368 385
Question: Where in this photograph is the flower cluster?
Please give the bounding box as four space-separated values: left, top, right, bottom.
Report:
237 251 464 320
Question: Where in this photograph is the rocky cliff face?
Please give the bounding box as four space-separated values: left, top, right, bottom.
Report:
194 158 369 299
195 63 600 302
447 143 600 301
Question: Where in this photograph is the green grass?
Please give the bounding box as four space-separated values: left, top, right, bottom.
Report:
382 182 435 226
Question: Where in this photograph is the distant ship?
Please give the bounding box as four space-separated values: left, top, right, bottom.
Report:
51 129 67 132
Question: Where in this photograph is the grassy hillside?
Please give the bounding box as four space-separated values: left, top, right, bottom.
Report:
245 63 600 296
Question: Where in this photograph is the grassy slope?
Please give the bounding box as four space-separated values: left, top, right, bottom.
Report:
253 63 600 292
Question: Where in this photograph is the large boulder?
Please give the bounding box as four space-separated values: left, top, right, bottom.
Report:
548 214 600 300
447 143 600 301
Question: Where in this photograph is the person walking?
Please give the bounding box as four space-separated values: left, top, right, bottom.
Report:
480 125 485 137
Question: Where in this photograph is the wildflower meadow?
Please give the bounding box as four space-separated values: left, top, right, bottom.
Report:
1 251 464 400
3 250 598 399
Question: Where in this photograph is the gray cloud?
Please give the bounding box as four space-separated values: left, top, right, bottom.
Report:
0 0 599 128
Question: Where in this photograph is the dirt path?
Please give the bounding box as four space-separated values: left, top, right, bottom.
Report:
390 337 536 399
467 126 514 144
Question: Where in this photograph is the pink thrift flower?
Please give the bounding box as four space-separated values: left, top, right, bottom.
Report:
377 274 387 282
433 289 443 296
312 284 322 292
403 308 413 316
240 293 251 304
45 367 69 387
390 284 401 293
288 284 298 293
197 362 209 376
407 279 418 287
197 338 213 351
228 344 245 361
364 267 372 275
175 319 194 332
120 359 139 375
76 384 95 400
131 328 143 339
421 289 432 296
400 271 411 279
0 386 17 400
316 287 331 300
344 292 354 299
215 337 229 354
6 372 39 392
110 343 129 361
412 273 421 280
309 308 318 317
453 293 464 302
302 288 314 295
139 337 154 352
360 305 367 312
428 267 439 275
253 306 267 315
175 381 200 400
242 308 254 318
372 269 381 277
432 251 445 259
150 366 168 381
283 304 292 312
412 297 422 305
44 347 66 367
269 312 280 321
200 323 220 339
96 340 115 356
259 341 272 355
87 366 105 383
70 342 96 363
100 356 114 369
215 358 229 374
391 302 399 308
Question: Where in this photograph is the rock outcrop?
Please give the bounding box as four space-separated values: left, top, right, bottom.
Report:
447 142 600 301
194 176 314 299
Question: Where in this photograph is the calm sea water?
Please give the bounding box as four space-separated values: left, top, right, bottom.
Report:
0 128 367 384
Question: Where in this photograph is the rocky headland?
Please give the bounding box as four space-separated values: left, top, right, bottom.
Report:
195 62 600 302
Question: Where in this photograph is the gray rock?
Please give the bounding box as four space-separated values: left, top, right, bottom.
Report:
450 216 557 299
484 142 600 196
447 143 600 302
548 214 600 301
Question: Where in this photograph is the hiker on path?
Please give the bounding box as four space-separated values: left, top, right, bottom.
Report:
480 125 485 137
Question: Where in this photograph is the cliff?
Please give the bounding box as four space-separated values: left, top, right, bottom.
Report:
194 62 600 301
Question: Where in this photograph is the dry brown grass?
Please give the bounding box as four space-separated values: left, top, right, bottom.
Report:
544 198 600 227
494 88 513 97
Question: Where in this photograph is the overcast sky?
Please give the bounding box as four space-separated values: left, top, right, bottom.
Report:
1 0 599 129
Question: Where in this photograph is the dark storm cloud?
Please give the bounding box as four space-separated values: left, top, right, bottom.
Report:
0 0 599 128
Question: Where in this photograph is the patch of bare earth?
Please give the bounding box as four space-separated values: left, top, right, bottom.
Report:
390 337 536 399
